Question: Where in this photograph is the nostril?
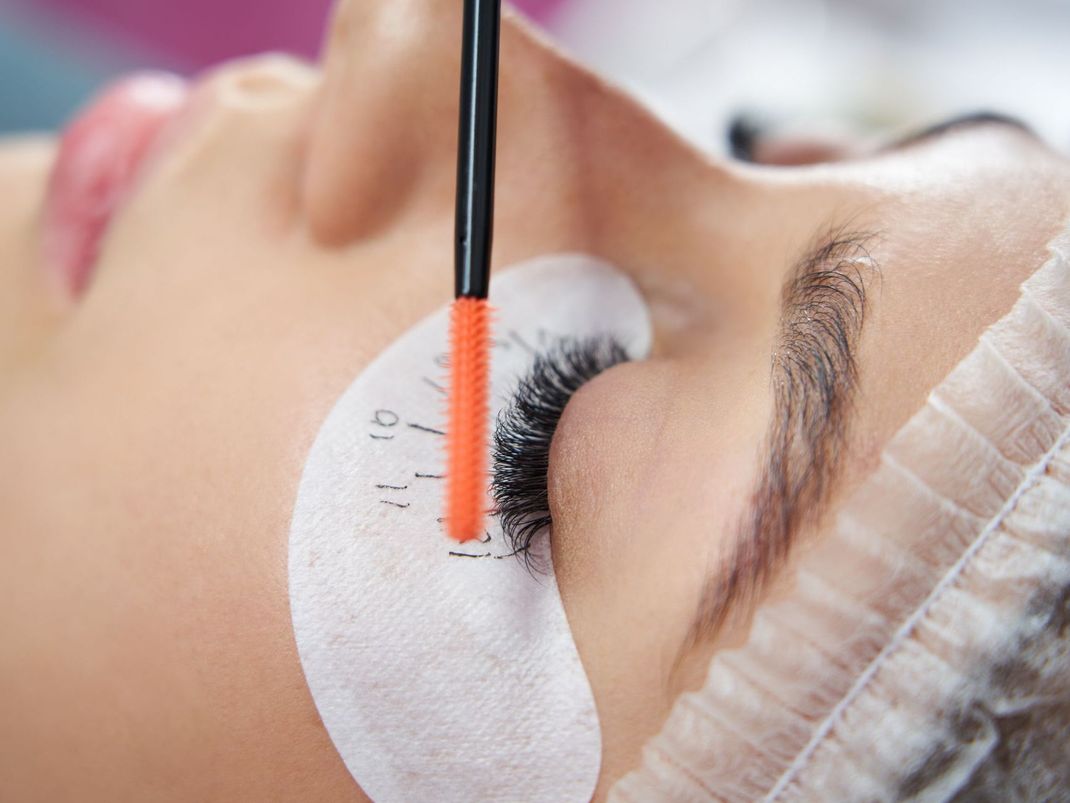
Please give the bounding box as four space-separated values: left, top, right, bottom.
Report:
217 56 320 108
234 71 287 96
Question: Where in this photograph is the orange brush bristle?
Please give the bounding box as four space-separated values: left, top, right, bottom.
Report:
446 297 491 543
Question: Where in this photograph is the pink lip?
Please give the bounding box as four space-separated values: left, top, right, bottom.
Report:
42 72 190 299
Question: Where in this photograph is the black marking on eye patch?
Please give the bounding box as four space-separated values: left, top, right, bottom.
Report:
448 544 532 561
408 423 446 436
372 410 400 427
507 329 536 354
422 377 448 395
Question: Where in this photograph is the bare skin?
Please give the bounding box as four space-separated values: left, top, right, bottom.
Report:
1 1 1068 799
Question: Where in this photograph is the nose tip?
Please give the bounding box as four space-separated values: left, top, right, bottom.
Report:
303 0 466 246
323 0 462 76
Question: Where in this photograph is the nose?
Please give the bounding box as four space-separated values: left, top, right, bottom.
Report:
303 0 467 245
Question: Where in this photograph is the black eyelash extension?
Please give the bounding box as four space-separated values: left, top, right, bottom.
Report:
491 335 630 569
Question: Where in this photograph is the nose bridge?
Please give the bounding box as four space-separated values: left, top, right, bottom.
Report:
325 0 460 64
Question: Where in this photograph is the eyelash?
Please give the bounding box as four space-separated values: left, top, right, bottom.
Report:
491 335 630 567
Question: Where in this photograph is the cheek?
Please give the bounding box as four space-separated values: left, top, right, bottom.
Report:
0 138 59 366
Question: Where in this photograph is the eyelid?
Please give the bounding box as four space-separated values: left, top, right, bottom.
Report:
885 110 1035 152
491 336 631 567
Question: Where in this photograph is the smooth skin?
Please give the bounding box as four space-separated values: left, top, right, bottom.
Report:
2 1 1068 799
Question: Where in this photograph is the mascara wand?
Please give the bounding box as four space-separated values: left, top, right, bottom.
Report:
447 0 502 543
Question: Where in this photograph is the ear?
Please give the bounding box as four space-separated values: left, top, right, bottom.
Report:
302 0 463 246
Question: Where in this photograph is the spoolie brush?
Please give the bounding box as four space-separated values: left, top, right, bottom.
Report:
446 0 501 543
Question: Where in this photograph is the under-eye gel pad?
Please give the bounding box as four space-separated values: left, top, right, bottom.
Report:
289 255 653 803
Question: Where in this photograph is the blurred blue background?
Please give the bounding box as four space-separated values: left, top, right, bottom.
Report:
1 0 1068 154
0 0 132 133
0 0 332 132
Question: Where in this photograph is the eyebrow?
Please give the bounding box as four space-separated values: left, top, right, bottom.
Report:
885 110 1035 152
682 225 879 651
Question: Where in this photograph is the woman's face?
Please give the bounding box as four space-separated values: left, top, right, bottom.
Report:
2 1 1068 798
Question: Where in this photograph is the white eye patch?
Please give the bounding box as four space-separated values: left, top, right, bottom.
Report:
288 255 653 803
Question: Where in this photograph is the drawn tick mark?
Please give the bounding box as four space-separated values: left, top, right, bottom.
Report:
422 377 447 395
495 545 531 560
508 330 535 353
447 545 530 561
376 484 409 491
380 501 411 509
416 472 445 480
408 423 446 436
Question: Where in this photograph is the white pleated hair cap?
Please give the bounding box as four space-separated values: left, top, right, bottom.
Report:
612 222 1070 803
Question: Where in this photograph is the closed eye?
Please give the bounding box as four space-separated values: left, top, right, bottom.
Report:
491 336 631 570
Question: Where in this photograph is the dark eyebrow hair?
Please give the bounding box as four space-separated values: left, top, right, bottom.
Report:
885 110 1036 152
682 225 879 652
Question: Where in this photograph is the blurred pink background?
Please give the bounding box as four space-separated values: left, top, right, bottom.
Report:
0 0 562 132
34 0 334 68
17 0 561 70
1 0 1067 151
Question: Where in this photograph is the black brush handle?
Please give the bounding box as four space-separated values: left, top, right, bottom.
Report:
454 0 502 300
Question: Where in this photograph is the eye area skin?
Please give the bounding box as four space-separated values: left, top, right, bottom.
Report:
543 103 1068 796
491 335 632 565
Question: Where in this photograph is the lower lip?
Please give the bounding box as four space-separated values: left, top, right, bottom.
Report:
42 72 190 299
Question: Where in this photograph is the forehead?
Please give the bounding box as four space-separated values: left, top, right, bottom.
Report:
831 140 1067 500
835 121 1062 194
